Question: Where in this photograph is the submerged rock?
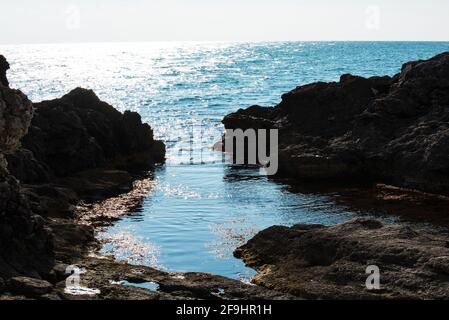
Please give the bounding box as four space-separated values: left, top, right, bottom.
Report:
235 218 449 299
222 52 449 195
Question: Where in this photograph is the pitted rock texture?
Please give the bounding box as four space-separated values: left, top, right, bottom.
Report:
235 218 449 299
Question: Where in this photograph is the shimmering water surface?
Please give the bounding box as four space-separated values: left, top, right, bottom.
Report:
2 42 449 280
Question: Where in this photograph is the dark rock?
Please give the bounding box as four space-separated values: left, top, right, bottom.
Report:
0 176 54 278
1 54 169 300
8 276 53 297
8 87 165 181
51 263 71 282
0 277 5 293
3 68 166 225
0 85 33 162
6 149 51 183
235 218 449 299
57 256 296 300
50 219 96 262
0 55 9 87
1 59 54 281
222 52 449 195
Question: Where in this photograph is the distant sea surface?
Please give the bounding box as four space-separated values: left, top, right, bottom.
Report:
2 42 448 280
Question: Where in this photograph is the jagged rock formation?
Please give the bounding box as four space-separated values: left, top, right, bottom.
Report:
7 88 165 183
1 54 293 300
0 55 9 87
0 55 54 282
222 52 449 195
235 217 449 299
0 54 167 298
5 88 166 218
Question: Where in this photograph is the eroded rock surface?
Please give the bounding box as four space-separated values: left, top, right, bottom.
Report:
0 55 54 283
222 52 449 195
235 218 449 299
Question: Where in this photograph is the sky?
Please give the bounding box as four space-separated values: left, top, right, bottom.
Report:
1 0 449 44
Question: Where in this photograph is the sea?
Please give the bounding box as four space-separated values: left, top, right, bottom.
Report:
2 41 448 280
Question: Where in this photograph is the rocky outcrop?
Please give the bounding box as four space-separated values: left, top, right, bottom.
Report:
0 54 168 299
5 86 166 218
0 55 8 87
0 54 292 301
7 87 165 183
0 55 54 283
51 256 295 300
222 52 449 195
235 218 449 299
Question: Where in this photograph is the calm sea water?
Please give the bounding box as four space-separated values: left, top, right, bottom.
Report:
2 42 448 280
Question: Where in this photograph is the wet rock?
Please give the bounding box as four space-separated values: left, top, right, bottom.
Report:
58 257 297 300
75 176 155 227
235 218 449 299
8 276 53 297
50 219 96 263
222 52 449 195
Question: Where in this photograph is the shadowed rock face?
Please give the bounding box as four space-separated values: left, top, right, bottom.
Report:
0 55 168 299
7 88 165 182
0 55 54 281
235 218 449 299
222 52 449 195
0 55 9 87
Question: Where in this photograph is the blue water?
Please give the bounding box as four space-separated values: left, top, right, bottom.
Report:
2 42 448 280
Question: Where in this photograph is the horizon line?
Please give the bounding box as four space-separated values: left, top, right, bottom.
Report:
1 39 449 47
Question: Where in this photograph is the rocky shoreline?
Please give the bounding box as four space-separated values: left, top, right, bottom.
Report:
223 52 449 196
222 52 449 299
0 55 293 300
235 217 449 299
2 52 449 300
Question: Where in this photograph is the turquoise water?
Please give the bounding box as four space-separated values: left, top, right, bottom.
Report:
2 42 449 280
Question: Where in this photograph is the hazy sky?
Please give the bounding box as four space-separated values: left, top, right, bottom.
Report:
1 0 449 44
